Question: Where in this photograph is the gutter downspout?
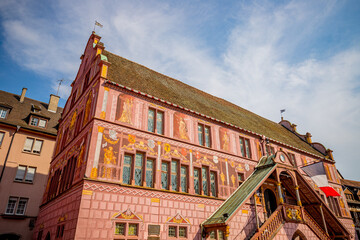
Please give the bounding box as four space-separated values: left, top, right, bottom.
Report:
0 125 20 182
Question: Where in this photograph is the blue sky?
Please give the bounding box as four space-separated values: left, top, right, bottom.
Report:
0 0 359 180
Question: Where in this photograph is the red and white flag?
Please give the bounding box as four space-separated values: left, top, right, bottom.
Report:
301 162 340 197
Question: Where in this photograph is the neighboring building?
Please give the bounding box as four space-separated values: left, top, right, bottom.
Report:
0 89 62 240
33 32 354 240
341 178 360 239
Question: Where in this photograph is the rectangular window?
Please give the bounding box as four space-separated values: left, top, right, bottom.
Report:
161 162 169 190
14 166 36 183
202 167 209 196
180 166 188 193
122 155 133 185
218 230 224 240
128 224 138 236
171 160 178 191
209 231 216 239
134 153 143 186
239 137 251 158
30 116 47 128
5 197 28 215
5 197 17 214
145 159 154 188
238 173 244 186
198 124 211 147
115 223 125 235
0 108 8 119
0 131 4 146
194 168 200 194
148 108 164 135
179 227 187 237
210 171 217 197
56 224 65 239
169 226 176 237
23 138 43 154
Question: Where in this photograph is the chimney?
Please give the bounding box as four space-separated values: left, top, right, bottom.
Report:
20 88 27 103
305 132 312 144
48 94 60 113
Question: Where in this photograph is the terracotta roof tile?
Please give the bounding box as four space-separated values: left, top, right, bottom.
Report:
103 50 323 157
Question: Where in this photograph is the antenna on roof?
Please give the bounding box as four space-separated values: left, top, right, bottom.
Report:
280 109 286 120
56 79 64 96
93 20 103 32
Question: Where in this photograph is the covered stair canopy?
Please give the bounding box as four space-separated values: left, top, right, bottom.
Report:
201 153 351 240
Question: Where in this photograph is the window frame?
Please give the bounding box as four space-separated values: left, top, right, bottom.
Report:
14 165 36 183
237 172 245 186
0 131 4 147
29 115 48 128
147 107 165 135
23 137 44 154
5 197 28 216
239 137 252 159
122 152 155 188
161 161 170 190
198 123 211 147
0 107 9 119
114 222 139 239
167 225 188 239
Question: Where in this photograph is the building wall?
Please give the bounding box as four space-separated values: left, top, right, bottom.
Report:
0 124 56 239
33 33 354 240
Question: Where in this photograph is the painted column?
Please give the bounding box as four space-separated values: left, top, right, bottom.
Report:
295 185 302 206
189 150 194 194
155 141 162 189
90 126 104 179
254 194 259 230
277 182 284 204
100 87 109 119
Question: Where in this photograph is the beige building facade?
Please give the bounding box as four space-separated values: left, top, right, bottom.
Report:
0 89 62 240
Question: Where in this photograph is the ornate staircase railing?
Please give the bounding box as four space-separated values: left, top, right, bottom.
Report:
303 210 331 240
251 205 284 240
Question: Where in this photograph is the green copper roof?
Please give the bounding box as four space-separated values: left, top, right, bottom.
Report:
202 156 277 226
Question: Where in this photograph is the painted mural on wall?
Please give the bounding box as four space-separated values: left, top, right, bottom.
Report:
173 112 189 140
219 127 230 152
116 94 134 125
98 129 121 180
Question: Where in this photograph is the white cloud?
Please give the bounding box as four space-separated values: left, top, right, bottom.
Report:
0 0 359 179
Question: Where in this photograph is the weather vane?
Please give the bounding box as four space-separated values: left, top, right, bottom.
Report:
56 79 64 96
93 20 103 32
280 109 286 120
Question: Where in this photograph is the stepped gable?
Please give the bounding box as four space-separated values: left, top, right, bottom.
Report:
0 90 62 135
102 50 322 157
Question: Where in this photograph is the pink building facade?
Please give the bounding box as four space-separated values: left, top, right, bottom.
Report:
33 33 355 240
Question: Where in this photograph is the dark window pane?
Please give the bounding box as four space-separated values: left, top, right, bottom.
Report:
198 125 203 146
210 172 216 197
181 166 187 193
134 153 143 186
146 159 154 188
156 111 164 135
202 167 208 195
239 138 245 157
115 223 125 235
171 160 178 191
194 169 200 194
122 155 132 184
128 224 138 236
179 227 187 237
148 109 155 132
245 139 251 158
168 226 176 237
204 126 211 147
161 162 169 190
